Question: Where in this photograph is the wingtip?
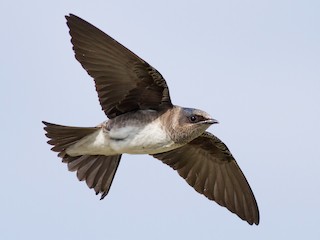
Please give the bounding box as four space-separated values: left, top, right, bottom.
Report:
255 213 260 225
42 121 50 130
100 192 108 200
65 13 85 23
246 212 260 225
65 13 75 20
42 121 55 129
65 14 80 25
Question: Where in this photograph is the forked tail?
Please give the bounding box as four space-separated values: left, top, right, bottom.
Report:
42 121 121 199
42 121 98 157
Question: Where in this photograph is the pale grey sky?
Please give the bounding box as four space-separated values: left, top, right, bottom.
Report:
2 0 320 239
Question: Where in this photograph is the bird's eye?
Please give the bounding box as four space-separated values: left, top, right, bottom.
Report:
190 115 198 122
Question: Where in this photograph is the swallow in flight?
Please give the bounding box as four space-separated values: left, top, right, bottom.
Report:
43 14 259 225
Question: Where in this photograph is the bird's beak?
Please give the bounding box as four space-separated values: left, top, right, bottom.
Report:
204 118 219 125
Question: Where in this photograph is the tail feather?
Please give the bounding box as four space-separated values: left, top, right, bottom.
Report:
63 154 121 199
42 121 98 154
42 121 121 199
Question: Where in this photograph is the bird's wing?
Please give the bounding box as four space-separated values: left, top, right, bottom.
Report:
66 14 172 118
152 132 259 225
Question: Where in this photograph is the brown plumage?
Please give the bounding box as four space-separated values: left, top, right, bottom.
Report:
43 121 121 199
43 14 260 225
66 15 172 118
153 132 259 225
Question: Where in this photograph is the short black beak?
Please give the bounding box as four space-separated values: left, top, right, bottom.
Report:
204 118 219 125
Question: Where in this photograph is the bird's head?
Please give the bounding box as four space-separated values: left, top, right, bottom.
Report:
171 107 218 144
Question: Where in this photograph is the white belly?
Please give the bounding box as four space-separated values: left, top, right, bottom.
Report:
66 119 180 156
66 128 117 156
109 119 179 154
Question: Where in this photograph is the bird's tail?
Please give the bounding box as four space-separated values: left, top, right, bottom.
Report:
42 121 98 156
42 121 121 199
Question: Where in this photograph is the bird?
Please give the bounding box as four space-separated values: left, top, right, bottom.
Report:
43 14 259 225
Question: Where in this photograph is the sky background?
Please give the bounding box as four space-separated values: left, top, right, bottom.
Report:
2 0 320 239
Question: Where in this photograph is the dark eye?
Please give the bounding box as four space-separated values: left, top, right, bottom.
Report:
190 115 198 122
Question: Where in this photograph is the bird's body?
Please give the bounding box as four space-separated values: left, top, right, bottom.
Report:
67 109 182 156
43 14 260 225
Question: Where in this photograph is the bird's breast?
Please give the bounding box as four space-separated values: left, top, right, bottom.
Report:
109 119 180 154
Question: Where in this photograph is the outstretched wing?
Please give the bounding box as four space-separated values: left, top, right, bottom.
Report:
66 14 172 118
152 132 259 225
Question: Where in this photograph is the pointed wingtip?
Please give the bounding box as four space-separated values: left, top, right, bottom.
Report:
65 14 79 26
65 13 85 24
247 218 259 225
100 192 108 200
42 121 56 130
42 121 50 131
65 13 75 19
